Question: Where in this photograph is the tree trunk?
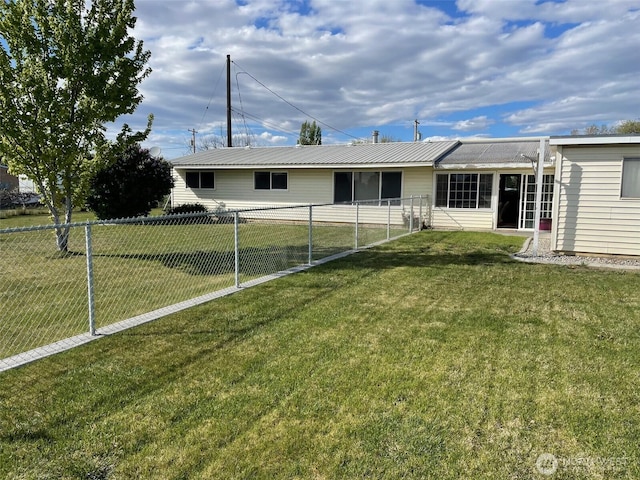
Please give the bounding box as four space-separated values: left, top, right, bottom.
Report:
52 196 73 253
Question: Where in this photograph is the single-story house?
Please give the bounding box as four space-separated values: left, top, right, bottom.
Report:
550 135 640 257
170 136 554 231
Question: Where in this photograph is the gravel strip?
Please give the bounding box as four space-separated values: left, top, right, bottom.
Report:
511 236 640 271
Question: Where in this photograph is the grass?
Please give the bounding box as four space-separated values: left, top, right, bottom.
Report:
0 208 96 225
1 231 638 478
1 211 405 359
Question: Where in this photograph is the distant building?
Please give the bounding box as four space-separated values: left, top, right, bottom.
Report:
0 164 19 191
18 174 36 193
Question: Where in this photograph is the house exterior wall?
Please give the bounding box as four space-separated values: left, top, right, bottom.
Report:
432 208 495 230
171 167 432 226
552 144 640 256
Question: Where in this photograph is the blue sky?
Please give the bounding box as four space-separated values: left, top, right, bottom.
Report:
113 0 640 159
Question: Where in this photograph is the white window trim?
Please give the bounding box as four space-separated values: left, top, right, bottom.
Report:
253 171 289 191
332 170 403 204
434 171 493 210
185 170 215 190
620 157 640 199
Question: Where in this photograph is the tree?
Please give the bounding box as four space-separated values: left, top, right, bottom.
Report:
0 0 151 251
615 120 640 134
86 144 174 219
298 120 322 145
571 120 640 136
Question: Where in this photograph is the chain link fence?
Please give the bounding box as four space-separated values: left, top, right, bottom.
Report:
1 196 429 371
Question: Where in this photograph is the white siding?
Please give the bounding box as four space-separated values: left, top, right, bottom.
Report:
554 145 640 256
403 167 433 198
431 209 494 230
171 167 432 226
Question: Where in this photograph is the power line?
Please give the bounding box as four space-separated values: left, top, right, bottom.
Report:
197 61 226 133
231 108 300 137
231 60 360 141
234 72 251 144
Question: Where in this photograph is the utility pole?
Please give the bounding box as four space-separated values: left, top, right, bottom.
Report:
414 119 420 142
189 128 197 154
226 54 232 148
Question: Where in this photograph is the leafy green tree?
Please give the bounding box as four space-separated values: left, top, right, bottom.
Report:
299 120 322 145
87 144 173 219
615 120 640 134
0 0 151 251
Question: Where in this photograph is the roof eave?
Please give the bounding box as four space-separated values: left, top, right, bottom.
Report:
434 162 555 170
550 135 640 146
172 163 435 170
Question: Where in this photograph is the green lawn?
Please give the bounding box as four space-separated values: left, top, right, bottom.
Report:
1 231 638 479
1 211 404 359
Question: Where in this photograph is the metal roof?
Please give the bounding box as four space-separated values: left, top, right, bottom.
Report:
170 141 460 169
436 139 552 168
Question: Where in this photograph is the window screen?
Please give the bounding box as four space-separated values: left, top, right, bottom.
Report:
353 172 380 201
271 172 288 190
200 172 215 189
381 172 402 199
254 171 271 190
185 171 200 188
334 172 352 203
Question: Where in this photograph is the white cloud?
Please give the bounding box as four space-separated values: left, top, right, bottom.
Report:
452 116 494 131
258 131 288 144
113 0 640 156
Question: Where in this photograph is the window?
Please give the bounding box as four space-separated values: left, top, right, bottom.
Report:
334 172 352 203
185 171 215 189
435 173 493 209
621 158 640 198
381 172 402 199
254 171 288 190
354 172 380 201
520 174 554 229
333 171 402 203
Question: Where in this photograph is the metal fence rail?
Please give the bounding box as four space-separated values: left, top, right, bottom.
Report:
0 196 428 371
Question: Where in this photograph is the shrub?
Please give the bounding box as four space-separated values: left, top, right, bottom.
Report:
165 203 208 215
87 144 174 220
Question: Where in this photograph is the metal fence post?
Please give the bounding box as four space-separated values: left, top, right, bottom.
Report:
409 196 414 232
234 211 240 288
419 195 423 231
387 199 391 240
84 224 96 335
308 204 313 265
355 201 359 249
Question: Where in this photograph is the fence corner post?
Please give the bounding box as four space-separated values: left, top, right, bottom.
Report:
84 223 96 335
